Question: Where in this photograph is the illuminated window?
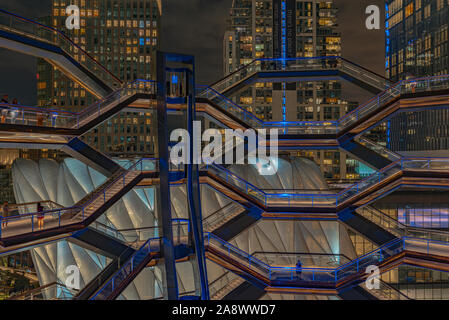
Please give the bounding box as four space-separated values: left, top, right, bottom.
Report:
405 3 413 18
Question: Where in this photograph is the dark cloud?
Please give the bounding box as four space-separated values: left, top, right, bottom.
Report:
0 0 386 104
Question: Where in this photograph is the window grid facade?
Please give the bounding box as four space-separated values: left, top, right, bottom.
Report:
37 0 161 156
224 0 359 181
386 0 449 152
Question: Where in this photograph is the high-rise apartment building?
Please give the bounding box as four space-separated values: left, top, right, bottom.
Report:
386 0 449 152
223 0 360 180
224 0 343 121
37 0 162 156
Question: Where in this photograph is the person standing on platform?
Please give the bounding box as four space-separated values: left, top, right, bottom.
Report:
0 95 9 123
296 259 302 279
1 201 9 228
37 202 45 230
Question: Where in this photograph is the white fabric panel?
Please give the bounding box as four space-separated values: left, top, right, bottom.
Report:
56 164 75 206
12 158 157 299
12 156 352 300
63 158 96 195
38 159 59 201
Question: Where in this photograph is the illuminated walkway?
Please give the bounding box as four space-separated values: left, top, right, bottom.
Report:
3 157 449 248
0 159 159 246
1 74 449 147
72 230 449 300
206 57 390 95
205 233 449 299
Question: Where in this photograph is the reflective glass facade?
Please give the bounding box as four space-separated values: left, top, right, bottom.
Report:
386 0 449 151
37 0 161 155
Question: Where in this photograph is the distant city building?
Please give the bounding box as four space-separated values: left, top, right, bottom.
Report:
37 0 162 156
223 0 359 180
386 0 449 152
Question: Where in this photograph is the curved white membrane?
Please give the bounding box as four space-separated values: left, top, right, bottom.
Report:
12 157 355 300
228 220 357 267
12 158 159 299
228 157 329 191
31 239 110 299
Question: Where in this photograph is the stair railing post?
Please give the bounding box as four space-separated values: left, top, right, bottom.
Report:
177 220 181 245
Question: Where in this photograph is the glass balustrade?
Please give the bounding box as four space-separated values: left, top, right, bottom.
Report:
2 156 448 242
91 220 190 300
204 158 449 209
207 57 389 95
252 252 351 269
0 80 155 129
202 202 245 232
90 221 163 248
198 69 449 136
358 206 449 242
209 271 243 299
205 232 449 287
357 137 402 162
360 280 411 300
0 158 159 240
0 16 447 139
8 282 77 300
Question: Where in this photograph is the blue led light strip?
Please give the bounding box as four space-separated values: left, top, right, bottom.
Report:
281 0 287 122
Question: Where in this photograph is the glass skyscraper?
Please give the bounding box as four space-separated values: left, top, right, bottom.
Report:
386 0 449 153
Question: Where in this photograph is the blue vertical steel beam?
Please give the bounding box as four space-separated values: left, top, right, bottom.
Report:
185 59 210 300
156 51 179 300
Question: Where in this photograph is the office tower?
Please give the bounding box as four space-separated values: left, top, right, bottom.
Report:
223 0 358 180
37 0 162 156
386 0 449 153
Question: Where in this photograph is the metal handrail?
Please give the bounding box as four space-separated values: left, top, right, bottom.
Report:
0 8 122 85
205 232 449 284
0 158 159 238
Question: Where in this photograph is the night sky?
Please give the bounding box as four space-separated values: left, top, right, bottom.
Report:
0 0 385 105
